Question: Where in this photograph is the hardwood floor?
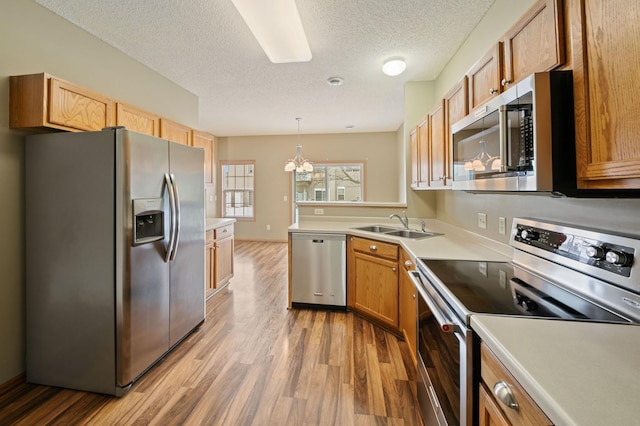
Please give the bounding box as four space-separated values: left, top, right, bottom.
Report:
0 241 422 425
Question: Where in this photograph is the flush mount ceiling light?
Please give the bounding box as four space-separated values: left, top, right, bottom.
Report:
284 118 313 172
382 58 407 76
231 0 312 63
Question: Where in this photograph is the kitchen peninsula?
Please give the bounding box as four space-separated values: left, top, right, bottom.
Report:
289 216 640 426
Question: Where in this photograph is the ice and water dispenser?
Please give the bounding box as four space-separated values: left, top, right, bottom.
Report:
132 198 164 245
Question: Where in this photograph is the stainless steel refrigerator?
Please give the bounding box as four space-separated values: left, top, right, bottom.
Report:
25 127 205 396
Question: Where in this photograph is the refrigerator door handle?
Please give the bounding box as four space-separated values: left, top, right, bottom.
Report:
169 173 181 261
164 173 177 263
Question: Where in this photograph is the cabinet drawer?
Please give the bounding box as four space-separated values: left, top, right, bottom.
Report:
206 230 214 244
481 343 552 426
351 236 398 261
214 225 234 239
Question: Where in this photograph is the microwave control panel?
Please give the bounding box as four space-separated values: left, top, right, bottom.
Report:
512 221 635 277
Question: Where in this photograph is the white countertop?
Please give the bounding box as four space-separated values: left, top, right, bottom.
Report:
472 315 640 426
206 217 235 231
289 217 512 261
292 216 640 425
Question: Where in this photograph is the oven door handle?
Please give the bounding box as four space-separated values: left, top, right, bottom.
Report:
410 271 460 334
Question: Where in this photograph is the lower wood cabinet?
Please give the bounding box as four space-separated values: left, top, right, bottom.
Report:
205 224 234 299
399 249 417 365
479 343 553 426
348 236 399 330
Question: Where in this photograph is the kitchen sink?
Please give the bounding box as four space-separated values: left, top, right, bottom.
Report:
385 230 441 239
352 225 400 233
352 225 442 240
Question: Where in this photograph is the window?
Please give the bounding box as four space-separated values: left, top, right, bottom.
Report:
294 163 364 202
221 161 255 220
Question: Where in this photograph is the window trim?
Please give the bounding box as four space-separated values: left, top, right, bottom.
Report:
220 160 256 221
293 161 365 203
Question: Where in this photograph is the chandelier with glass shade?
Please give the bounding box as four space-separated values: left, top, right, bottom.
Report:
284 118 313 172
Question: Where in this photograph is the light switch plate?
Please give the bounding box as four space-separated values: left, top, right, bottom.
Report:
477 213 487 229
498 217 506 235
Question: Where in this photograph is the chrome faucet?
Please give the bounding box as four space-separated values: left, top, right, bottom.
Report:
389 211 409 229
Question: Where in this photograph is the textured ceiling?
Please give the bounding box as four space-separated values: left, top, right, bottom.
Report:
35 0 495 136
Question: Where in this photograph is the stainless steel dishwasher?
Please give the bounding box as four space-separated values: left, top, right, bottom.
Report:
291 233 346 308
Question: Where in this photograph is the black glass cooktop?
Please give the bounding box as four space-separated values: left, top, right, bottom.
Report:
419 259 628 323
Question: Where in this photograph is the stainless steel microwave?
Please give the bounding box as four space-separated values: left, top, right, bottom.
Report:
450 71 575 194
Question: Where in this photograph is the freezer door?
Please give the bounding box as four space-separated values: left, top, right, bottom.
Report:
116 130 171 386
168 142 205 347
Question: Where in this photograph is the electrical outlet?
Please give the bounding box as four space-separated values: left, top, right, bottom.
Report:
477 213 487 229
498 217 506 235
283 195 288 202
314 208 324 215
266 224 271 231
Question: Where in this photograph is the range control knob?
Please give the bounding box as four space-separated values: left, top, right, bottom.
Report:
585 245 606 260
605 250 630 266
520 229 539 241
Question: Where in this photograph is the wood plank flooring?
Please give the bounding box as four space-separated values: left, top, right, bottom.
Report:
0 241 422 425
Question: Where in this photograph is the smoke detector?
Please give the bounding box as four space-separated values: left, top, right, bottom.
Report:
327 76 344 86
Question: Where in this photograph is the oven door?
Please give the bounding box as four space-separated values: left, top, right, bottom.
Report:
410 271 474 426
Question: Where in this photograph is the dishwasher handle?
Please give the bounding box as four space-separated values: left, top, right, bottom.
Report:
312 239 325 243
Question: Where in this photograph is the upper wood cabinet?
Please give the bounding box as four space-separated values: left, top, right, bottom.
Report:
502 0 565 89
467 0 564 112
192 130 215 184
410 117 430 190
428 100 447 188
10 73 115 132
116 102 159 136
467 43 503 112
409 127 420 189
444 77 469 186
571 0 640 188
160 118 192 145
417 116 430 189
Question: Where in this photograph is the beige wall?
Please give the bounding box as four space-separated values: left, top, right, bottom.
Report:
421 0 640 239
0 1 198 384
217 131 402 241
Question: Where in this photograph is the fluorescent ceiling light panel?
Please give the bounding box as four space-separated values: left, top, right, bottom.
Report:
232 0 312 63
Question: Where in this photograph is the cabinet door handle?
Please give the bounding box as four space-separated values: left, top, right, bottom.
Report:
392 267 397 272
489 88 498 94
501 78 512 87
493 381 519 410
404 260 413 268
369 245 377 251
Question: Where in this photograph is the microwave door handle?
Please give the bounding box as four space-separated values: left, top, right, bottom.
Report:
169 173 181 261
164 173 177 263
499 105 508 172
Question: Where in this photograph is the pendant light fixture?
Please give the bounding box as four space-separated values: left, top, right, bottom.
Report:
284 118 313 172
